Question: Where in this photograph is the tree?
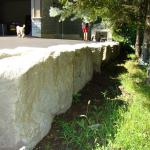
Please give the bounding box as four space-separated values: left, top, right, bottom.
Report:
50 0 148 57
142 1 150 62
50 0 139 40
49 0 150 83
142 1 150 82
135 0 149 57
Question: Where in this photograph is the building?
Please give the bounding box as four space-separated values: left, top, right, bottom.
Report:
0 0 81 39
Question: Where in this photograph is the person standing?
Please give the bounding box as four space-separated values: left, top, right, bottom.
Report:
82 22 89 41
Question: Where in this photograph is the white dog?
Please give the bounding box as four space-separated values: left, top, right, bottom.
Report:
16 24 25 38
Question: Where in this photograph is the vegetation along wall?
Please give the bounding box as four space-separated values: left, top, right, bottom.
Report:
0 42 119 150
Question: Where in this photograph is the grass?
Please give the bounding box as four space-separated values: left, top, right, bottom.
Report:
112 59 150 150
58 98 125 150
43 54 150 150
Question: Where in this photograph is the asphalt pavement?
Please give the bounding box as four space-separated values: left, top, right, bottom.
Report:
0 36 85 50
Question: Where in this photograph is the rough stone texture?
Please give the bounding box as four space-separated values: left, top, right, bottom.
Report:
92 47 104 73
0 42 119 150
73 48 93 94
102 45 120 64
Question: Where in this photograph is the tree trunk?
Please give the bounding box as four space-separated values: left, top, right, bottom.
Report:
142 1 150 83
135 0 149 58
135 26 142 57
142 2 150 63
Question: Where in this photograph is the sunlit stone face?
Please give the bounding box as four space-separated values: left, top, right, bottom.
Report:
0 42 119 150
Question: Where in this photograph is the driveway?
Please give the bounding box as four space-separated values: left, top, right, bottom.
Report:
0 36 85 50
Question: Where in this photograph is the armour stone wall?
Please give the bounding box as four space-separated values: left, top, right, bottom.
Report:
0 42 119 150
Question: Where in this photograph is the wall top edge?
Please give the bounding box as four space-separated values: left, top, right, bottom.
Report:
0 42 119 80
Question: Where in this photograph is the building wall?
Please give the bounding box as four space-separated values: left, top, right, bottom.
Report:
0 0 81 39
41 0 82 39
0 1 3 23
41 0 60 38
0 0 30 24
31 0 41 37
0 0 31 35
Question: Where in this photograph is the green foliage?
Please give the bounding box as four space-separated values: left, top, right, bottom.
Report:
55 0 138 23
59 0 98 22
58 98 125 150
113 59 150 150
113 23 137 45
51 0 146 46
44 143 52 150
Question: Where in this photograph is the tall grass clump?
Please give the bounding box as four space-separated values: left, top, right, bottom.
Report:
112 58 150 150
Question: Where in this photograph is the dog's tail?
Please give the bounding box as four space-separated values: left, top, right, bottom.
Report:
23 24 26 28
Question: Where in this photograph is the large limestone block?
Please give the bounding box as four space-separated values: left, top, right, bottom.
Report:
92 47 104 73
73 48 93 94
102 46 112 63
16 52 74 149
0 79 20 150
0 42 119 150
0 49 74 149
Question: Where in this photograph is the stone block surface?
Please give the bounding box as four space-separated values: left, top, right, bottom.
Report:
0 42 119 150
73 48 93 94
92 47 104 73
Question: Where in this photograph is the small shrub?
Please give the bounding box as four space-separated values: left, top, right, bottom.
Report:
72 92 81 104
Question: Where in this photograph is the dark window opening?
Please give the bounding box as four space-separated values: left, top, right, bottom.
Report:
0 0 31 35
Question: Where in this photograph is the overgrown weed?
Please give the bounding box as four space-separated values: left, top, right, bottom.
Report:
112 58 150 150
58 90 127 150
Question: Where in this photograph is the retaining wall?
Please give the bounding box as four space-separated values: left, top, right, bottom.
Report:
0 42 119 150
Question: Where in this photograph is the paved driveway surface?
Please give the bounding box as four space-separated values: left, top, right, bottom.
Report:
0 36 85 49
